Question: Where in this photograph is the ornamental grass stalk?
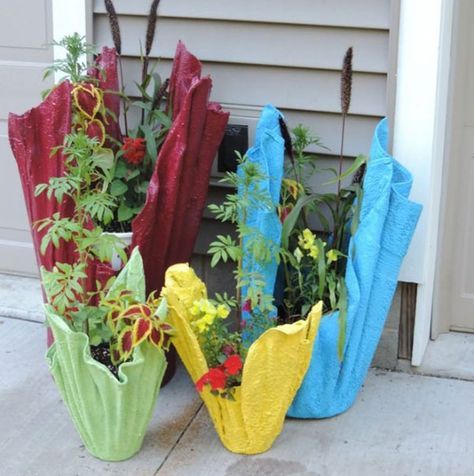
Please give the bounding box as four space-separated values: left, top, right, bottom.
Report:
334 46 353 253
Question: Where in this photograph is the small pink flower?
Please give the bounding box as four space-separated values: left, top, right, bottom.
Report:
242 299 252 313
222 344 235 357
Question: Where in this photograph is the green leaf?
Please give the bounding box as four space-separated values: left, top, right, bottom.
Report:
151 109 172 128
281 193 327 249
210 252 221 268
317 239 327 300
140 125 158 162
114 160 128 179
94 148 114 172
34 183 48 197
126 168 140 181
117 203 135 222
134 180 149 194
337 279 348 362
110 179 128 196
323 154 367 186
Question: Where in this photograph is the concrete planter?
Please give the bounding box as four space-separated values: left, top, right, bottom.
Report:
287 118 422 419
46 310 166 461
103 231 132 271
163 263 322 454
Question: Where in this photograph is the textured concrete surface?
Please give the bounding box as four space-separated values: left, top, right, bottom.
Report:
0 273 43 322
398 332 474 381
1 273 474 475
0 317 202 476
158 371 474 476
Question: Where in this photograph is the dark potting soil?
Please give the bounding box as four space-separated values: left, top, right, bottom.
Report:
277 305 302 325
90 344 120 379
102 221 132 233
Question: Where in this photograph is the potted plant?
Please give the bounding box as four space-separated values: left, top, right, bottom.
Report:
285 114 422 418
46 248 170 461
9 1 228 381
229 49 422 419
162 149 322 454
32 108 172 459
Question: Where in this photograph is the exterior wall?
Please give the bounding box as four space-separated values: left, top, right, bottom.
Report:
92 0 391 160
0 0 54 276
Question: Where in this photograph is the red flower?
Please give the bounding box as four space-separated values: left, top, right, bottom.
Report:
223 354 243 376
195 367 227 392
242 299 252 313
122 137 146 165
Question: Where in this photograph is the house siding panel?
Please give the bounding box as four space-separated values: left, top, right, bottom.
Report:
92 0 392 161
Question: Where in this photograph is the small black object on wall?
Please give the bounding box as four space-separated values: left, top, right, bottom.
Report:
218 124 248 173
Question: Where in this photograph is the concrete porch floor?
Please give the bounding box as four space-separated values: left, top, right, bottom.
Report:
1 275 474 475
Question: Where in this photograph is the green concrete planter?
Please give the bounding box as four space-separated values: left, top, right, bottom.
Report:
46 309 166 461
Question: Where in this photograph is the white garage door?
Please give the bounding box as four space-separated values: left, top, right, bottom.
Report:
0 0 53 276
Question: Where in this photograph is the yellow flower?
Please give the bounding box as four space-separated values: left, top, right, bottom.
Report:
326 249 338 263
190 299 230 333
298 228 316 250
190 303 201 316
309 245 319 259
216 304 230 319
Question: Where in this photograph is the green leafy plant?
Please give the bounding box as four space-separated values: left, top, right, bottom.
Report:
208 154 279 318
108 70 172 229
278 47 366 359
45 26 173 232
101 0 173 231
190 155 281 399
43 33 96 89
35 127 126 329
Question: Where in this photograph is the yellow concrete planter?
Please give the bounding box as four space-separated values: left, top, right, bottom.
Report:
163 264 322 454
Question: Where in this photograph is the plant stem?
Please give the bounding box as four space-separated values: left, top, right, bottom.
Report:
140 57 149 126
235 234 243 318
117 55 129 135
333 112 347 273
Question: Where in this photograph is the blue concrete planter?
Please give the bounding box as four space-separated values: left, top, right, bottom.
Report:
287 118 422 418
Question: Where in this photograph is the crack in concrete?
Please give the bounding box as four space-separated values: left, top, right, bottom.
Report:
0 312 43 325
154 403 204 475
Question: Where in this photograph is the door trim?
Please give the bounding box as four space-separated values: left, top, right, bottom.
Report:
392 0 455 365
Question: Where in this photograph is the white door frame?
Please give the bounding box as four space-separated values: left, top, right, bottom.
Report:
392 0 455 365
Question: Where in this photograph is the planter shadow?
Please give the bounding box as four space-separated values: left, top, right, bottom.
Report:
163 263 322 454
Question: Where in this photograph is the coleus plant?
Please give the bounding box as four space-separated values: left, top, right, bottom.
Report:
103 289 173 365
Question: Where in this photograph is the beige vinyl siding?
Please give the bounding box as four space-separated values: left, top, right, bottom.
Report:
0 0 54 275
92 0 396 249
92 0 393 157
